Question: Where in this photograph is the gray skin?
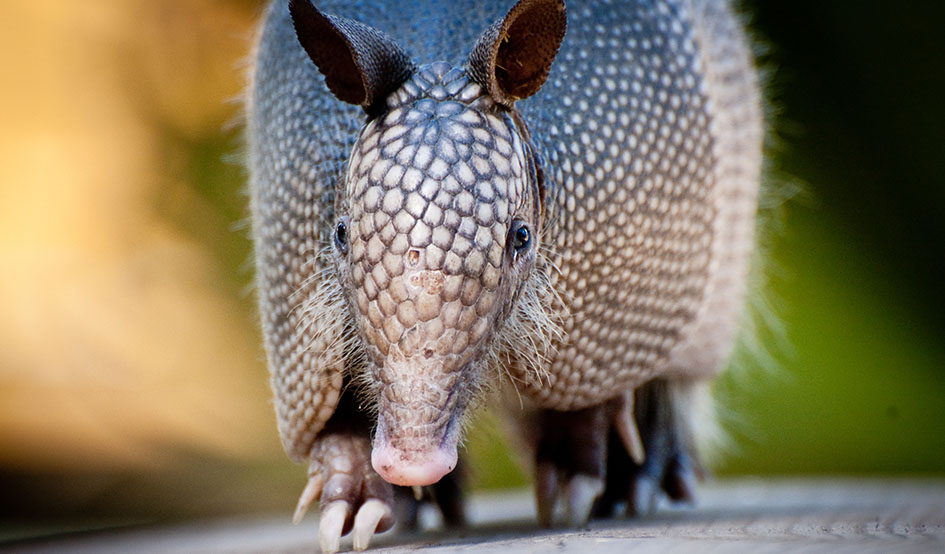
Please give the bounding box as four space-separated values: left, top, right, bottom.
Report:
246 0 761 551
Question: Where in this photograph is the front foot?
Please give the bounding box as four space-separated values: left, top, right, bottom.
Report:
533 404 613 527
294 432 395 553
292 385 467 552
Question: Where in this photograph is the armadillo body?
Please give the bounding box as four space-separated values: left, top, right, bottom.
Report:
247 0 761 550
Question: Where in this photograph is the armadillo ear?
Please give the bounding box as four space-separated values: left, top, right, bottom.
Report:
289 0 415 113
468 0 567 107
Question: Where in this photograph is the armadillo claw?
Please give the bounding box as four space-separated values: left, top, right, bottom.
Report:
294 472 325 524
614 391 645 465
626 474 658 517
565 474 604 527
661 453 698 503
315 496 395 554
318 501 350 554
352 499 394 551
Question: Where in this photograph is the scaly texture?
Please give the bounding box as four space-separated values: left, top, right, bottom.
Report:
518 0 719 408
247 0 762 547
247 2 359 461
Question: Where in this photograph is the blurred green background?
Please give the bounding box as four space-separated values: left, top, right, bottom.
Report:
1 0 942 542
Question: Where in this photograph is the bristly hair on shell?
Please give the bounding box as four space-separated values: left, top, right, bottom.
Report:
292 246 366 402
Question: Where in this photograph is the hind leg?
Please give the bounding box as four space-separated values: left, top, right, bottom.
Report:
534 378 706 525
593 378 703 518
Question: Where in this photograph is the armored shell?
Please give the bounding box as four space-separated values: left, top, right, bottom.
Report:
249 0 760 466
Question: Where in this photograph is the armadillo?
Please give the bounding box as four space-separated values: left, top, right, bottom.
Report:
246 0 762 551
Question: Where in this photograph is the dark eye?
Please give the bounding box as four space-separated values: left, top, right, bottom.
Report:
334 217 349 254
509 220 532 258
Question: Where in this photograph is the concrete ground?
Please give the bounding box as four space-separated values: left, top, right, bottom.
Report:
4 478 944 554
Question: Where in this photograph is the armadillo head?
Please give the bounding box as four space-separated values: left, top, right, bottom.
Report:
290 0 566 486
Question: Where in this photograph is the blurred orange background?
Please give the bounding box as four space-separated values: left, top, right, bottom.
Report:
0 0 296 526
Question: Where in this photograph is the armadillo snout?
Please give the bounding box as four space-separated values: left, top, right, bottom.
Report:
370 355 465 486
371 437 457 487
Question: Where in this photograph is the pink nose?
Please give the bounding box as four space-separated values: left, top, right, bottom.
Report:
371 442 457 486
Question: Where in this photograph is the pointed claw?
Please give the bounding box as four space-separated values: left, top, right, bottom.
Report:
615 392 645 465
662 454 698 503
627 476 658 517
294 472 325 524
565 474 604 527
352 499 393 551
318 501 350 554
535 461 559 527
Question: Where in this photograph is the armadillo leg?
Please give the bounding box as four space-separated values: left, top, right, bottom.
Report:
621 378 701 517
534 403 613 526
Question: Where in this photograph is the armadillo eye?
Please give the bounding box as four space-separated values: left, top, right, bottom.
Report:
509 220 531 257
334 218 349 255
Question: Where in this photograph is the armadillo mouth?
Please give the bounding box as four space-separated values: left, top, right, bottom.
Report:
370 405 463 486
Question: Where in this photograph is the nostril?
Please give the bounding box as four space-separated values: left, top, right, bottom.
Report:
407 249 421 267
423 348 434 359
